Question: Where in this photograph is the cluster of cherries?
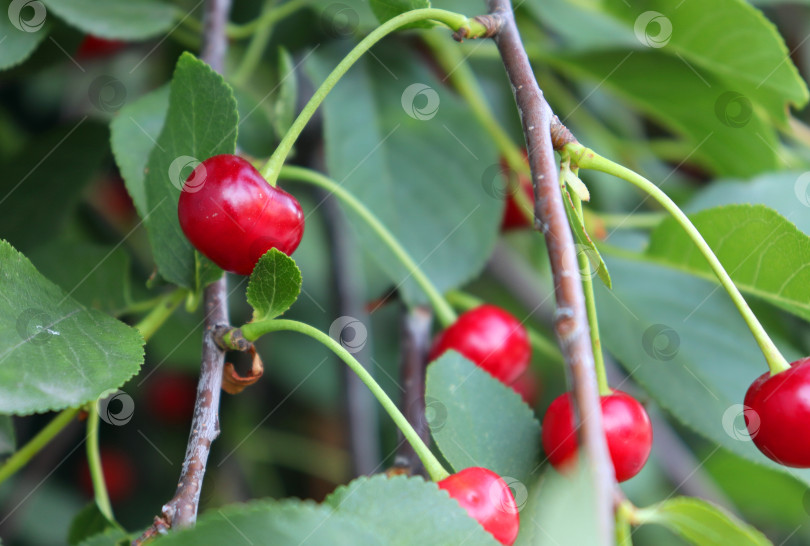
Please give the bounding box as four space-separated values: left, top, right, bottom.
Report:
177 151 810 544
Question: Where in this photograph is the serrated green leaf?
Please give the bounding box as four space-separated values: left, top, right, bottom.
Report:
68 504 117 546
646 204 810 322
426 351 541 485
563 189 611 289
325 474 499 545
369 0 432 29
636 497 771 546
110 85 170 218
154 499 378 545
143 52 238 290
0 0 49 70
41 0 176 40
306 42 500 305
246 249 302 321
0 240 144 414
0 415 15 455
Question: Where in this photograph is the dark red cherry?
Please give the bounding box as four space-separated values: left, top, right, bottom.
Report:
500 151 533 230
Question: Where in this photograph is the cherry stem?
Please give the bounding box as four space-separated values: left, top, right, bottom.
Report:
260 9 491 186
134 289 187 341
280 165 457 326
568 142 792 375
86 400 114 522
234 319 451 481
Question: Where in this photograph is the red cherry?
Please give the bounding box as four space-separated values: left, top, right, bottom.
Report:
428 305 530 385
500 152 533 231
438 467 520 545
177 154 305 275
146 371 198 425
541 391 652 482
76 35 126 59
79 448 136 503
744 357 810 467
510 369 541 407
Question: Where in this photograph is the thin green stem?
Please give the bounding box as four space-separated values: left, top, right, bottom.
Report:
134 289 186 342
595 212 665 230
615 499 636 546
227 0 312 39
86 401 114 521
280 165 457 326
231 0 276 87
236 319 450 481
260 9 488 185
569 143 791 375
0 407 79 484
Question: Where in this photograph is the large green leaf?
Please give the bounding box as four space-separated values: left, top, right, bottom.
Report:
246 249 302 321
646 204 810 322
41 0 176 40
325 474 498 545
594 255 810 485
143 53 238 290
636 497 771 546
0 0 48 70
305 42 501 305
0 240 144 414
110 85 170 218
426 352 541 485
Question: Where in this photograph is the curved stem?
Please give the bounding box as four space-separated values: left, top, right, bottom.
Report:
0 407 79 485
86 401 114 521
569 143 791 375
236 319 450 481
134 289 186 342
226 0 312 39
596 212 665 230
260 9 488 185
280 165 457 326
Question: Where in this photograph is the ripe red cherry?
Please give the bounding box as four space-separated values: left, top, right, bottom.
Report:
177 154 304 275
510 369 541 407
428 305 530 385
541 391 652 482
76 35 126 59
500 152 533 230
146 371 198 425
79 448 136 503
744 357 810 467
438 467 520 545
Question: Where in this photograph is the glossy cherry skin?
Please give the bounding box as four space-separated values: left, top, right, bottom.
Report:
541 391 653 482
500 152 533 230
744 357 810 467
177 154 304 275
438 467 520 545
428 305 530 385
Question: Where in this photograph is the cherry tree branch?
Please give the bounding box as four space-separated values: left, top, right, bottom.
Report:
485 0 615 542
135 1 232 541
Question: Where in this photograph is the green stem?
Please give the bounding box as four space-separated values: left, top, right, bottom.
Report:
86 401 114 521
134 289 186 342
236 319 450 481
280 165 457 326
0 407 79 484
595 212 665 230
231 0 276 87
615 499 636 546
569 143 791 375
260 9 488 185
227 0 312 39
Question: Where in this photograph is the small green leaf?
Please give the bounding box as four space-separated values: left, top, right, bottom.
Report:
562 189 611 289
647 204 810 322
0 240 144 414
0 415 15 455
635 497 771 546
67 504 117 546
426 351 541 485
246 249 302 322
143 52 238 290
0 0 49 70
41 0 176 40
110 85 170 218
325 474 498 545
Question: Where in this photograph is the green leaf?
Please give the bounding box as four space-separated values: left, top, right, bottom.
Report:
110 85 170 218
549 50 779 177
0 415 15 455
562 189 611 289
305 42 501 305
426 351 541 485
67 504 117 546
635 497 771 546
154 499 378 545
76 528 127 546
369 0 432 28
0 240 144 414
246 249 302 321
646 204 810 322
325 474 499 545
28 242 132 315
0 123 108 252
0 0 49 70
41 0 176 40
143 52 238 290
594 255 810 485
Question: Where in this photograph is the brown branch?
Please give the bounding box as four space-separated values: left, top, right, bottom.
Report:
486 0 615 542
135 1 232 542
